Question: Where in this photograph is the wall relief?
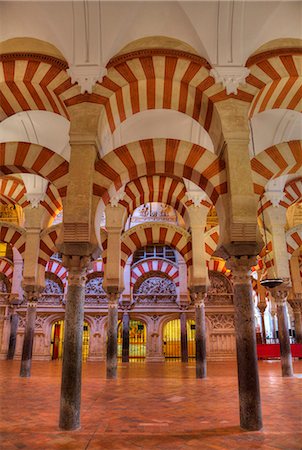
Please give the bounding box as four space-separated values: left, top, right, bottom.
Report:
206 271 233 305
85 277 106 295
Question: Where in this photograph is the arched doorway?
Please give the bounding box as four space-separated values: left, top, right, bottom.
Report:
117 319 147 360
50 320 90 361
163 319 196 359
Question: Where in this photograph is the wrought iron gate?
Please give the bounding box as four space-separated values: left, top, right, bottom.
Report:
50 320 90 361
163 319 196 359
118 319 146 359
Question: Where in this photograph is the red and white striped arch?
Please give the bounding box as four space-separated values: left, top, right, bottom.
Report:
258 178 302 216
0 142 69 198
117 223 192 268
207 258 231 278
131 258 179 287
46 259 67 287
0 177 29 207
286 226 302 257
38 224 61 267
118 175 212 224
246 51 302 118
0 222 26 254
0 258 13 280
251 141 302 196
0 55 80 121
280 179 302 208
65 50 228 151
94 138 227 206
204 226 219 260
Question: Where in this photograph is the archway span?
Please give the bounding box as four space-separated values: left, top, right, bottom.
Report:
94 138 227 206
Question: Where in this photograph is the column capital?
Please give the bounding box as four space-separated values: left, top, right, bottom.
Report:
189 286 207 307
288 298 302 313
63 255 90 287
22 284 43 305
271 287 289 305
226 255 256 284
257 302 267 315
107 292 120 308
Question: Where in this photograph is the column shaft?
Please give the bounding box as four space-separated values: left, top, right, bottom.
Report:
229 257 262 431
20 302 37 377
276 301 293 377
107 296 118 378
293 309 302 344
195 300 206 378
180 312 188 363
7 313 19 360
122 312 130 363
260 313 266 344
59 275 85 430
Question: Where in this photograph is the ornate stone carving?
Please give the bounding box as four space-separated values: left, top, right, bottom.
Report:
210 66 250 95
208 314 235 330
135 277 176 295
85 277 105 294
205 272 233 305
0 279 8 293
43 278 63 294
134 276 177 303
67 64 107 94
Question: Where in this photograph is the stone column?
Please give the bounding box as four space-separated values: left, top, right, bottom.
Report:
272 289 293 377
122 311 130 362
106 292 119 378
194 290 207 378
7 303 19 360
59 256 88 431
289 300 302 344
227 256 262 431
20 288 40 377
258 302 267 344
180 311 188 363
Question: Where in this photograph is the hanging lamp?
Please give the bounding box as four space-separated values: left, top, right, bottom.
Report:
249 120 283 290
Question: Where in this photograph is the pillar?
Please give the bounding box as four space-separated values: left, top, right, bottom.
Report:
194 290 207 378
272 289 293 377
227 256 262 431
20 288 40 377
7 304 19 360
106 292 119 378
258 303 267 344
122 311 130 363
180 311 188 363
289 300 302 344
59 256 88 431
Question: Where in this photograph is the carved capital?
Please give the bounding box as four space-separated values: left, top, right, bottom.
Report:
271 287 288 306
258 302 267 315
226 255 256 284
23 285 43 304
288 298 302 313
107 292 120 308
210 66 250 95
67 64 107 94
63 255 90 287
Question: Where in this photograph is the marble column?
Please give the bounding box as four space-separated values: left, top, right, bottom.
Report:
258 302 267 344
227 256 262 431
272 289 293 377
59 258 87 431
20 288 40 377
194 291 207 378
288 298 302 344
180 311 188 363
107 293 119 378
122 311 130 362
7 305 19 360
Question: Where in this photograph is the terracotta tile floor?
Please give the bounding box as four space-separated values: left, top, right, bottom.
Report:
0 359 301 450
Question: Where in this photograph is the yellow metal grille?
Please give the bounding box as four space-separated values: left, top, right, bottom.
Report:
50 320 90 361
